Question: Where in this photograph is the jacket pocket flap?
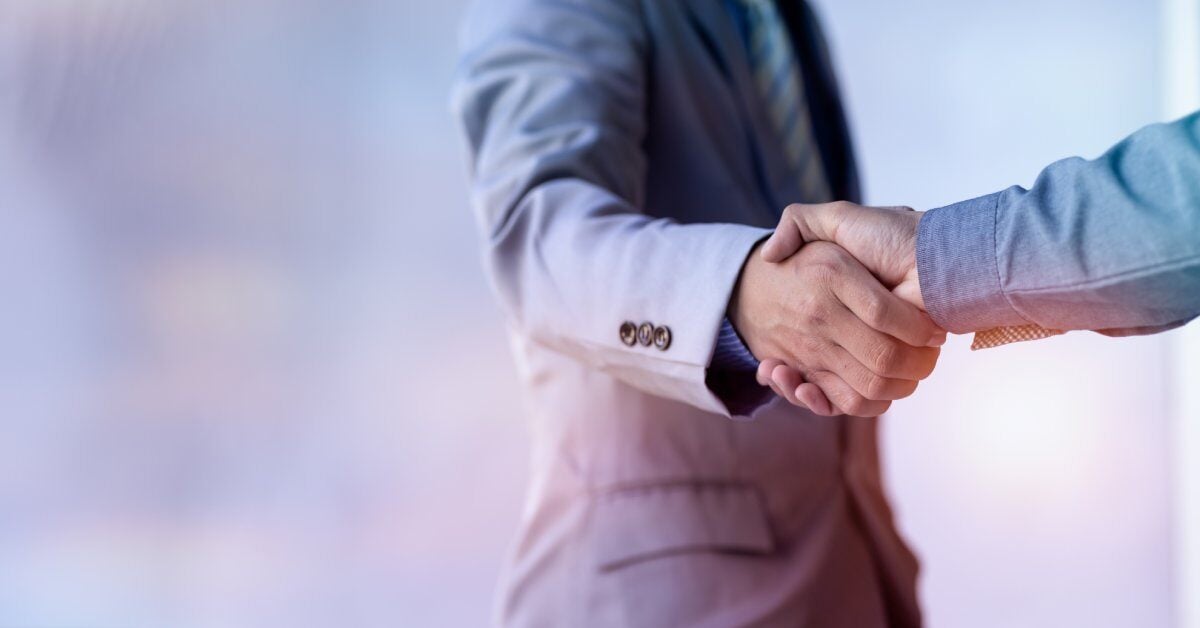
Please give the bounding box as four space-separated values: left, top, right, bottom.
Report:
591 482 775 571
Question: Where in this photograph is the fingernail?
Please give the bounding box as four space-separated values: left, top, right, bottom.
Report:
929 332 948 347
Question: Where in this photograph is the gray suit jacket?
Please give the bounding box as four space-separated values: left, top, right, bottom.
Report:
453 0 921 626
919 112 1200 336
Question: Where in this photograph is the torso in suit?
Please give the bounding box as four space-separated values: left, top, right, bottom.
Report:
453 1 921 625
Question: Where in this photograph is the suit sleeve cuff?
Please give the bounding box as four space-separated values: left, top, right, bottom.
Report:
916 191 1030 333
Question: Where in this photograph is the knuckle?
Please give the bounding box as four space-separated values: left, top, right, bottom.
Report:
844 396 870 417
865 374 890 401
802 304 832 330
796 335 828 362
869 340 903 376
862 294 889 328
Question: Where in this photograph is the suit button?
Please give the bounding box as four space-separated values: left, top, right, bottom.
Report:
654 326 672 351
637 322 654 346
619 321 638 346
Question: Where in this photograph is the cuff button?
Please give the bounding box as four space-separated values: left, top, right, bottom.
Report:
637 322 654 346
653 326 672 351
619 321 638 347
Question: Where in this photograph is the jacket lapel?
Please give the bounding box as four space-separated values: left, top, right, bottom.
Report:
684 0 805 214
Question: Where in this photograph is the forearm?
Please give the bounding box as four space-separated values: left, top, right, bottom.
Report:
918 112 1200 333
454 0 781 416
482 178 772 415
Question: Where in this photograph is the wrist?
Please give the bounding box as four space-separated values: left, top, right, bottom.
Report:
728 241 768 359
889 210 924 310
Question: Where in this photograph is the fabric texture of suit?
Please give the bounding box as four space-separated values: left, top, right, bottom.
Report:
453 1 921 625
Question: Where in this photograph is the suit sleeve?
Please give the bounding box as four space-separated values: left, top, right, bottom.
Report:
917 112 1200 334
451 0 771 417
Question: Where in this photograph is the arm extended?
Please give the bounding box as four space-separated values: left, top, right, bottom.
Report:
452 0 768 416
919 112 1200 334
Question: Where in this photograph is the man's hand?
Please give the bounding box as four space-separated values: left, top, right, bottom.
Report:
761 202 925 309
730 240 943 417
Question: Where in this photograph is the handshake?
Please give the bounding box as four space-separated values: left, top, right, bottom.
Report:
731 201 944 418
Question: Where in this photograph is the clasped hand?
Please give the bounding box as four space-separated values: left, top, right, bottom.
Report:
730 202 945 417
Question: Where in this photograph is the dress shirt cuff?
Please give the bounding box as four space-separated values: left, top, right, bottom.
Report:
712 318 761 372
706 320 773 418
916 191 1030 333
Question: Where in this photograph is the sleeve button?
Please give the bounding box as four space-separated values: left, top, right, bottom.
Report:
619 321 638 346
653 326 672 351
637 322 654 346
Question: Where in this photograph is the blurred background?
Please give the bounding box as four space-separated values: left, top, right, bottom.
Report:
0 0 1197 626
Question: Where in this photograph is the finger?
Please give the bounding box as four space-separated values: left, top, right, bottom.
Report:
816 341 921 401
795 382 835 416
763 360 801 405
807 370 892 418
758 358 834 414
765 371 787 399
767 377 788 401
831 262 945 348
818 293 940 381
759 360 796 403
764 368 787 398
757 359 785 387
760 207 806 263
771 364 809 408
767 365 836 415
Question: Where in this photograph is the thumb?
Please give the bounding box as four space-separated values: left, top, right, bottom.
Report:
761 203 832 263
894 276 928 315
760 212 805 263
895 279 946 347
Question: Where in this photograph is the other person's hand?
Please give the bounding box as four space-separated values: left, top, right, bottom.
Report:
761 202 925 309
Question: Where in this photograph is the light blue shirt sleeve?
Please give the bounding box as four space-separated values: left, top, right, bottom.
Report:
917 111 1200 335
